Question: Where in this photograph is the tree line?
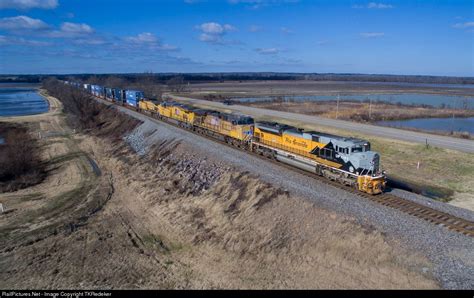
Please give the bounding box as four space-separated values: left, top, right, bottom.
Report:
3 73 474 85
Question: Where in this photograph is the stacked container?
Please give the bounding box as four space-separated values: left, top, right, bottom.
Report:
112 88 122 103
105 88 113 100
125 90 144 107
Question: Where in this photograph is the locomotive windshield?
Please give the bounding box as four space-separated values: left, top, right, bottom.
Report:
351 143 371 153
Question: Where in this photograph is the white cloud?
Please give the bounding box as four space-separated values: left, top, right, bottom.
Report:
0 0 58 10
197 22 236 34
249 25 262 32
0 16 96 40
0 15 49 31
124 32 178 51
255 47 279 54
60 22 94 34
45 22 95 38
159 44 179 51
452 22 474 29
125 32 158 43
72 37 108 46
199 33 219 43
280 27 293 34
360 32 385 38
196 22 237 44
367 2 393 9
228 0 299 9
0 34 51 46
353 2 393 9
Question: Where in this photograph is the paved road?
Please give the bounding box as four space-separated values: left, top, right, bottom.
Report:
168 94 474 154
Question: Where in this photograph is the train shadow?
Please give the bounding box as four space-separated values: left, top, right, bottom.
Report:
386 175 453 202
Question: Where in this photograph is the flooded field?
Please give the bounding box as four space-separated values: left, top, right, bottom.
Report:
234 93 474 109
0 83 48 117
377 117 474 134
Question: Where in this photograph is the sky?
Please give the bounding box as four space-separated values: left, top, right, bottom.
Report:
0 0 473 76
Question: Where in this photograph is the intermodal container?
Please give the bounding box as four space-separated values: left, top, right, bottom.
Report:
92 85 100 97
125 90 144 107
112 88 122 102
105 88 113 100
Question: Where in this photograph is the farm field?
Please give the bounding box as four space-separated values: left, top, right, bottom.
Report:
182 80 474 99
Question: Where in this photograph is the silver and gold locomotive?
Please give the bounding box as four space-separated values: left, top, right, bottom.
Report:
252 122 385 194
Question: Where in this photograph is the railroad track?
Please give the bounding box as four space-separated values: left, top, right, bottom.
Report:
100 97 474 238
367 194 474 237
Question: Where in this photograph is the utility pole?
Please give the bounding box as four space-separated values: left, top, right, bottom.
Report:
336 94 340 119
451 112 455 134
369 97 372 119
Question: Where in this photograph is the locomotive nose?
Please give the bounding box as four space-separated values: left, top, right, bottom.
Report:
371 152 380 173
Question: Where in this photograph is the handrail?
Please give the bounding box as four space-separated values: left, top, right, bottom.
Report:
254 137 318 160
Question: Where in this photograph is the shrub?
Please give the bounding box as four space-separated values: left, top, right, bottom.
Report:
0 123 45 192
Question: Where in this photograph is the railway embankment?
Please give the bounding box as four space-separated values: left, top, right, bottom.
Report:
101 87 473 289
2 82 472 289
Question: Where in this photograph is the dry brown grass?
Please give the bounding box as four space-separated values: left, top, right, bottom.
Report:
50 132 436 289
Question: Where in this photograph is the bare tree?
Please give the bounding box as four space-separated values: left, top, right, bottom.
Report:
167 76 187 93
135 73 163 99
103 76 127 89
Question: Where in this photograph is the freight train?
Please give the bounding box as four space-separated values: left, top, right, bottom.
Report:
62 80 386 194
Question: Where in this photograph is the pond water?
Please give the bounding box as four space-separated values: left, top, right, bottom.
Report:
0 83 48 116
341 81 474 89
236 93 474 109
377 117 474 134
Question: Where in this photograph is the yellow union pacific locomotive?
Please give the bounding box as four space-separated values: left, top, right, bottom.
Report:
155 101 254 145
